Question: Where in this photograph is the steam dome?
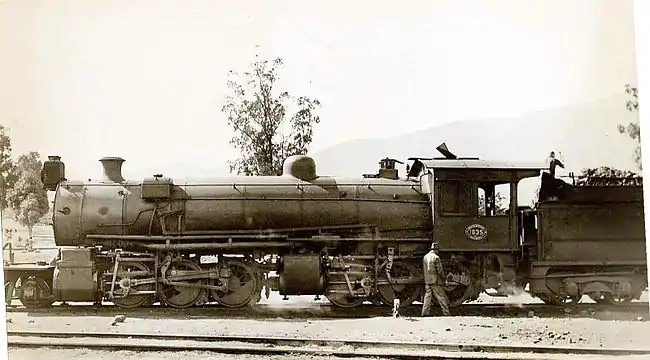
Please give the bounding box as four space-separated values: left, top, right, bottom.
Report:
282 155 318 181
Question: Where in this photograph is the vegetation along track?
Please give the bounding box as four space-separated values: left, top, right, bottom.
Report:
8 330 650 360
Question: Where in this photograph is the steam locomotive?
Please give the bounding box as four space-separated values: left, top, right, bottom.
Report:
3 144 647 310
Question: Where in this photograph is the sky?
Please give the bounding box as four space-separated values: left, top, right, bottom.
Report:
0 0 639 180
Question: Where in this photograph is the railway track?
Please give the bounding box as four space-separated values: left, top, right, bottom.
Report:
8 330 650 360
6 301 649 320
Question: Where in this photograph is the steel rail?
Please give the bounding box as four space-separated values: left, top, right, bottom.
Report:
7 330 650 358
7 339 543 360
6 301 649 312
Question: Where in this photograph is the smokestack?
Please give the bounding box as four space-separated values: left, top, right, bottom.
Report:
99 157 125 183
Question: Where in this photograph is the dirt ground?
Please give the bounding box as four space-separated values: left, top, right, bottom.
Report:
6 310 650 349
6 313 650 360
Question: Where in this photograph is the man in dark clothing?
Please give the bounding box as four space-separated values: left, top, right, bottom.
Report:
421 242 451 316
538 151 571 202
548 151 564 178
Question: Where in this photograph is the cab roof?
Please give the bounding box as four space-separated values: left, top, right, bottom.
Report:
419 158 547 171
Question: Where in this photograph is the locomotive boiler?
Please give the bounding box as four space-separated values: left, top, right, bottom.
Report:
49 155 432 247
22 153 437 309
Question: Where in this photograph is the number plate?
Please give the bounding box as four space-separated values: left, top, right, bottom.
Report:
465 224 488 241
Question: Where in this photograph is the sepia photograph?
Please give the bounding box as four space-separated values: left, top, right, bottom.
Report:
1 0 650 359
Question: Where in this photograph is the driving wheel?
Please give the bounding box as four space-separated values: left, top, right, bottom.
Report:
376 260 421 307
441 258 474 307
210 259 258 308
111 261 155 309
159 259 205 309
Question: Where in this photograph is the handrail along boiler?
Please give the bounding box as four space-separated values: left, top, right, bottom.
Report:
3 143 647 309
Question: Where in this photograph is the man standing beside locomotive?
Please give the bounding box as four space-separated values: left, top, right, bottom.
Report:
421 242 451 316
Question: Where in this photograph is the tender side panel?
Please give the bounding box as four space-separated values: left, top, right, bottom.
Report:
537 201 647 263
570 186 643 203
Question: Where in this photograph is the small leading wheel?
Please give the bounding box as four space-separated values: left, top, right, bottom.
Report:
112 261 155 309
376 261 421 307
18 276 54 309
210 259 258 308
159 260 205 309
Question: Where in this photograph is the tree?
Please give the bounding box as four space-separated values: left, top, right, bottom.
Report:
625 84 639 112
222 53 321 176
0 125 16 210
618 84 641 170
573 166 642 187
6 152 49 237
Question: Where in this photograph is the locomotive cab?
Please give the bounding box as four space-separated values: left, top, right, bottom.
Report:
415 155 544 253
404 145 545 300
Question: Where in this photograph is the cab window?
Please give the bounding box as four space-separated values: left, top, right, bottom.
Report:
478 182 510 217
440 180 475 215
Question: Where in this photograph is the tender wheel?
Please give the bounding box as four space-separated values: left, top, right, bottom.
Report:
18 276 54 309
442 259 474 307
538 293 581 306
376 261 421 307
538 274 582 306
210 259 258 308
112 261 155 309
589 292 631 305
159 260 205 309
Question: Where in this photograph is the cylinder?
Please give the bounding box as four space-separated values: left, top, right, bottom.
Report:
279 254 324 295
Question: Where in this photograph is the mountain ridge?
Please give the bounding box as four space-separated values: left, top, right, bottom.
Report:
309 94 639 173
308 94 641 204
